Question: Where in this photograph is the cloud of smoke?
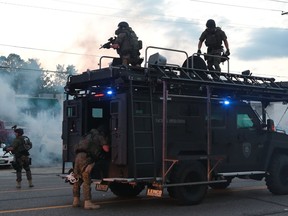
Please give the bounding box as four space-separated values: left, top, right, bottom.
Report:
0 76 62 167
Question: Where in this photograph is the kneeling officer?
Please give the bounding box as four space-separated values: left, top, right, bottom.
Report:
72 127 110 210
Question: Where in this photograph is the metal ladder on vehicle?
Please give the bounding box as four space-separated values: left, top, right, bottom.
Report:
129 79 157 179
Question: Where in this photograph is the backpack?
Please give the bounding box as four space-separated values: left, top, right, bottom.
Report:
127 30 142 51
23 136 32 151
205 28 222 49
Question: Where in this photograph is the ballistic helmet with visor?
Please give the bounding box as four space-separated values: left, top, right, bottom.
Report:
206 19 216 28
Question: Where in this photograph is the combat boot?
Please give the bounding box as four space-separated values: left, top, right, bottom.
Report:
84 200 100 210
28 180 34 187
16 181 21 189
72 197 80 207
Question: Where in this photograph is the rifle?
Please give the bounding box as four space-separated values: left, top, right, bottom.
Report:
99 37 116 49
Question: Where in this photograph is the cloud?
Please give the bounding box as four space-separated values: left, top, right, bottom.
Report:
236 28 288 60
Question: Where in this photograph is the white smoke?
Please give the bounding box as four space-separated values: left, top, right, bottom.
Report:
0 76 62 167
0 79 18 119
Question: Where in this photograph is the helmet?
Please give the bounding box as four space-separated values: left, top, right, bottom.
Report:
206 19 216 28
14 128 24 135
118 21 129 28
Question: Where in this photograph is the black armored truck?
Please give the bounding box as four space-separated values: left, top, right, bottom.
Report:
62 47 288 205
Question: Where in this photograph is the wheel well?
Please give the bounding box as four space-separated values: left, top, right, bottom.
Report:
268 149 288 169
167 157 207 182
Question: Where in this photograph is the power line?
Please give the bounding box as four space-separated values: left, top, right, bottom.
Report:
0 1 118 17
0 1 284 25
0 65 69 74
268 0 288 3
189 0 283 12
0 43 100 57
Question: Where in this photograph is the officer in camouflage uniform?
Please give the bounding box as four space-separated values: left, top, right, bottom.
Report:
197 19 230 72
5 128 33 188
110 21 142 66
72 128 110 210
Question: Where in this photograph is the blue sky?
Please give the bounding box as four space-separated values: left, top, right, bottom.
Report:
0 0 287 80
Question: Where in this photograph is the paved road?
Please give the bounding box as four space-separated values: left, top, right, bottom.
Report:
1 166 288 216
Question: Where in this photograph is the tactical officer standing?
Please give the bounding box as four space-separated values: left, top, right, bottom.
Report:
110 21 142 66
72 127 110 210
5 128 33 188
197 19 230 72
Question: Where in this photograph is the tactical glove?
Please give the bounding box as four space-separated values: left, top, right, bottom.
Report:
225 49 230 56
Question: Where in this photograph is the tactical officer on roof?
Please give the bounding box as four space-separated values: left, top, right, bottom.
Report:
197 19 230 72
110 21 142 66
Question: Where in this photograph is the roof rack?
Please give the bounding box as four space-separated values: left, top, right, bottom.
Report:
148 63 288 103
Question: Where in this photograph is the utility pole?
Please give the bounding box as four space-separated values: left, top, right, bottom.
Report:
282 11 288 15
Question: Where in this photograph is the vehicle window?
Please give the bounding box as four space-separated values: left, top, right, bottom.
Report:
110 102 119 114
237 114 254 128
67 106 77 117
92 108 103 118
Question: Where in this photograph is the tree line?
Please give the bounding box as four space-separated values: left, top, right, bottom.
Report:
0 53 77 95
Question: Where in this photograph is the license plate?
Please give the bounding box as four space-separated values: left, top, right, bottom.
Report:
147 188 163 197
95 184 109 191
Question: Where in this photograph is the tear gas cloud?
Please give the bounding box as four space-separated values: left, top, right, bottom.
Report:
0 76 62 167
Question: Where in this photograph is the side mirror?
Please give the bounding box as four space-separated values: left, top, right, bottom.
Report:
267 119 275 132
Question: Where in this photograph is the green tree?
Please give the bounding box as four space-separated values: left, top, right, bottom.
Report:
42 64 77 94
0 54 44 95
0 53 77 95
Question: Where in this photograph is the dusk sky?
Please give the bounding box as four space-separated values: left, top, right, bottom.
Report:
0 0 287 80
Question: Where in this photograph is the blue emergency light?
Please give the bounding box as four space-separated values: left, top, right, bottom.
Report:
106 89 113 96
223 100 230 105
219 99 231 106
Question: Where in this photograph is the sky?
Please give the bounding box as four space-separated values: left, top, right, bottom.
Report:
0 0 287 80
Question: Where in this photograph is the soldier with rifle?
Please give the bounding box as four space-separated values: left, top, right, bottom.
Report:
100 21 142 66
4 126 33 189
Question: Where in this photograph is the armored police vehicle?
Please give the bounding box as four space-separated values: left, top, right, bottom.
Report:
62 46 288 205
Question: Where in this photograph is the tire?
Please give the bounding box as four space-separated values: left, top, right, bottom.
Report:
209 177 232 190
167 186 175 198
266 154 288 195
169 161 207 205
109 182 145 197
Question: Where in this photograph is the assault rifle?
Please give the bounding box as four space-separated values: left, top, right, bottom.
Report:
99 37 116 49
